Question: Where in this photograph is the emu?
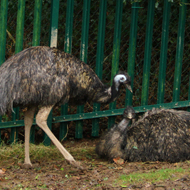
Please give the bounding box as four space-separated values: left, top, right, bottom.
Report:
0 46 132 169
96 106 190 163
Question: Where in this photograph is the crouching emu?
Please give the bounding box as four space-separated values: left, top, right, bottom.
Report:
96 106 190 163
0 46 132 169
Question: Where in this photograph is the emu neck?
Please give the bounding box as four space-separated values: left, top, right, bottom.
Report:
117 118 131 132
110 82 120 101
93 80 120 104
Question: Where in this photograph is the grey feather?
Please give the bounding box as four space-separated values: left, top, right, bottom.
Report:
96 107 190 163
0 46 132 115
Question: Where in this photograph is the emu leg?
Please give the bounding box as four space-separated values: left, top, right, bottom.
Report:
36 106 83 169
23 106 36 168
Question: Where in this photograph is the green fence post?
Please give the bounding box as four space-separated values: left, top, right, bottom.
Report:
188 73 190 112
59 0 74 141
91 0 107 137
0 0 8 64
157 0 171 104
49 0 59 48
173 0 187 102
11 0 26 144
0 0 8 142
108 0 123 128
43 0 60 146
64 0 74 53
75 0 91 139
15 0 26 53
141 0 155 106
32 0 42 46
125 2 139 106
30 0 42 144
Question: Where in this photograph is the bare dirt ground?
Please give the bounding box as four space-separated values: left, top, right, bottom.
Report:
1 138 190 190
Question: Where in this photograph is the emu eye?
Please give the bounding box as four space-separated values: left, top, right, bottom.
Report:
120 77 125 82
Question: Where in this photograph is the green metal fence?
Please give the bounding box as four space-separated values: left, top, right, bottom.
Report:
0 0 190 145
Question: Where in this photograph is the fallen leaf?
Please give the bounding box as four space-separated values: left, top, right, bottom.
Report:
113 157 124 165
115 167 123 170
53 165 59 170
0 169 5 175
72 176 80 180
145 183 152 188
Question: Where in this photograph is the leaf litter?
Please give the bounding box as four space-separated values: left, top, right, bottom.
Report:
0 138 190 189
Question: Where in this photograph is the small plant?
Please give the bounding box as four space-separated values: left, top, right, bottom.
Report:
35 174 40 180
115 168 186 187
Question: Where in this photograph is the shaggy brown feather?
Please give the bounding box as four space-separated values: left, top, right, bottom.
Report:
96 107 190 163
0 46 131 115
0 46 132 169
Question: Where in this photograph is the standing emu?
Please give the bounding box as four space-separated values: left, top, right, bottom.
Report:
0 46 132 169
96 106 190 163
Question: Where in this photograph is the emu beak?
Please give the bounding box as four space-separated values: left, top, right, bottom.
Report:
125 83 133 93
128 113 133 119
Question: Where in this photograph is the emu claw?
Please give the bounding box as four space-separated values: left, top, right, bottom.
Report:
21 163 33 169
69 160 86 170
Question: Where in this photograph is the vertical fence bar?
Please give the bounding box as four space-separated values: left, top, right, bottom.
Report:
75 0 91 139
15 0 26 53
172 0 187 102
108 0 123 128
157 0 171 104
125 2 139 106
30 0 42 143
43 0 60 146
49 0 59 47
59 0 74 141
0 0 8 64
141 0 155 106
188 74 190 112
91 0 107 137
32 0 42 46
64 0 74 53
11 0 26 144
0 0 8 142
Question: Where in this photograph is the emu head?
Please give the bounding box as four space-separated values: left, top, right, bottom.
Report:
117 106 136 131
123 106 136 120
113 71 132 93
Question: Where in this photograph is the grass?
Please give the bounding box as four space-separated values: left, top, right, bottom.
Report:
0 141 96 164
0 142 63 163
1 142 190 189
116 167 189 187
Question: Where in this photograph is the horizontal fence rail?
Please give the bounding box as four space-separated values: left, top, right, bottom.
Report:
0 0 189 144
1 100 190 129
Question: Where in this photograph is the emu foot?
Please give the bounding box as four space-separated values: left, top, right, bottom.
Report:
21 163 33 169
21 162 39 169
69 160 86 170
